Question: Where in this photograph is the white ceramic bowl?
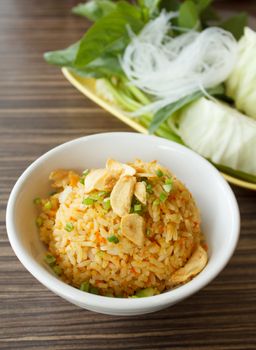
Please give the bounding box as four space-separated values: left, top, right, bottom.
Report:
6 132 240 316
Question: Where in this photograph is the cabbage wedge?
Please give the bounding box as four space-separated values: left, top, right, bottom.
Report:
176 97 256 177
226 27 256 119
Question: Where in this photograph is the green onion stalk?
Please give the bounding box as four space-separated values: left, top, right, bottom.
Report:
100 78 183 144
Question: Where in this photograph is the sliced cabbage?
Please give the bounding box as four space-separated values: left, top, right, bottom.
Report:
226 27 256 119
176 97 256 176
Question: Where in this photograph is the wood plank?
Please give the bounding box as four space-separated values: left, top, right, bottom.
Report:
0 1 255 349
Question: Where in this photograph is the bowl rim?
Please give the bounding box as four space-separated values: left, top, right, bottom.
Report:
6 132 240 311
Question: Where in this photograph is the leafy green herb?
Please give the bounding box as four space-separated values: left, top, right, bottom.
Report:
44 42 80 67
194 0 213 14
72 0 116 21
200 5 219 26
80 281 90 292
219 12 247 40
178 0 199 29
75 2 145 67
160 0 180 12
70 55 124 79
149 85 225 134
65 222 74 232
138 0 160 18
107 235 119 244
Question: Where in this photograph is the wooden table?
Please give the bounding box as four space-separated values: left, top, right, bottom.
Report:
0 1 255 349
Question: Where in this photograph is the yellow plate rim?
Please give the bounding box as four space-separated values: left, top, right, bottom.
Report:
62 67 256 191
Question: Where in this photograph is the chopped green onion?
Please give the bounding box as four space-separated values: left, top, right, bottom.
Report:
79 177 85 185
83 197 95 205
52 265 62 276
146 183 153 194
153 199 160 206
134 204 142 212
159 192 168 202
33 197 41 205
103 199 111 210
65 222 74 232
165 177 173 185
83 169 90 176
91 191 108 201
163 184 172 193
44 201 52 210
80 281 90 292
35 217 43 227
136 287 156 297
98 191 107 197
44 254 56 265
80 169 90 184
146 228 151 237
156 169 164 177
90 286 99 295
107 235 119 244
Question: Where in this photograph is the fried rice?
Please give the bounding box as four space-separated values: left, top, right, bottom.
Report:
35 159 207 298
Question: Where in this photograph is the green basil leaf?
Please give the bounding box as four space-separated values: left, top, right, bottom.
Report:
160 0 180 12
70 55 124 78
44 42 80 67
200 6 220 27
219 12 248 40
138 0 161 17
149 85 224 133
139 115 184 144
72 0 116 21
75 2 144 67
193 0 213 14
149 91 203 134
178 0 199 29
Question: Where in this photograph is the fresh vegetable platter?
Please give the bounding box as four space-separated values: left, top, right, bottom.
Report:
45 0 256 190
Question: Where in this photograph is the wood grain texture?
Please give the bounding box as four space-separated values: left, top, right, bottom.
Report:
0 1 256 349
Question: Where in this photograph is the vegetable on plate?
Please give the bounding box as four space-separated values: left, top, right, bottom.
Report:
44 0 256 185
